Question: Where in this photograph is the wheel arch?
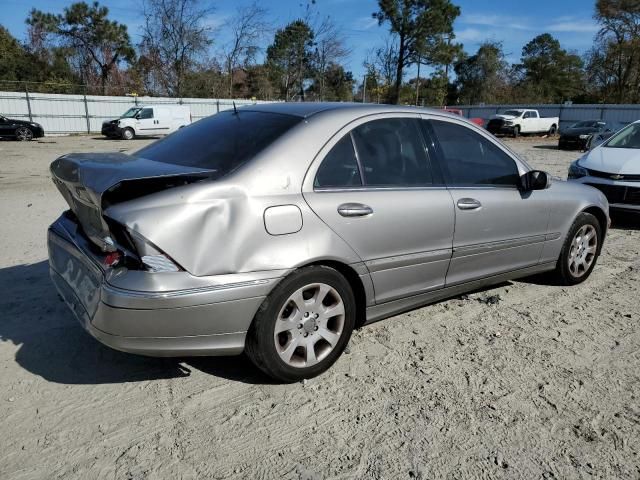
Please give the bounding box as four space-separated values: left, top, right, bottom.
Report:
582 205 608 247
288 259 369 328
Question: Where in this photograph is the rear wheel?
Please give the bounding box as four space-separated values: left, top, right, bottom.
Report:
15 127 33 141
552 212 602 285
121 127 134 140
549 124 557 136
245 265 356 383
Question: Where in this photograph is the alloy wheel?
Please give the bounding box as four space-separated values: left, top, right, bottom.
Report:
568 224 598 277
273 283 346 368
16 127 33 141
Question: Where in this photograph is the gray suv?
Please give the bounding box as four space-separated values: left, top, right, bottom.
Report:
48 103 609 382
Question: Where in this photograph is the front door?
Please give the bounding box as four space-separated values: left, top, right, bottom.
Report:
424 118 551 286
135 107 160 134
303 115 455 304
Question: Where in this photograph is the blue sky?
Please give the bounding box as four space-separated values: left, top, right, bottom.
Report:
1 0 600 81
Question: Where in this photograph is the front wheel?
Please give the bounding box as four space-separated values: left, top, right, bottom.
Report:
121 127 135 140
552 212 602 285
15 127 34 141
245 265 356 383
513 125 520 138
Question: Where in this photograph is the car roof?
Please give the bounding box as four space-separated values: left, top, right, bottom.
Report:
238 101 464 120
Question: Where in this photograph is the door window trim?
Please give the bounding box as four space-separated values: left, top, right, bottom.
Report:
421 117 526 190
311 115 445 192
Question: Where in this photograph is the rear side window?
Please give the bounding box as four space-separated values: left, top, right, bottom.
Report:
139 108 154 119
315 135 362 188
428 120 520 187
351 118 433 186
136 111 301 175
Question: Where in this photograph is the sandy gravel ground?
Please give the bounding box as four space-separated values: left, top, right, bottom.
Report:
1 134 639 480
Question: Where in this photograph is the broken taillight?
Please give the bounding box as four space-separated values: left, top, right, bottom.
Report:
103 251 122 268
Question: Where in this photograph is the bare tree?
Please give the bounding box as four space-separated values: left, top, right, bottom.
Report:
140 0 214 97
222 2 269 98
311 16 351 101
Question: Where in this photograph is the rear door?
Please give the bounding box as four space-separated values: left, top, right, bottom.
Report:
423 117 551 285
303 114 455 304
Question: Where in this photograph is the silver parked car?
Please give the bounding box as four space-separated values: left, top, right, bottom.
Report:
48 103 609 382
569 120 640 213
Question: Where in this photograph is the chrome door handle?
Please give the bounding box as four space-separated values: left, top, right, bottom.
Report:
337 203 373 217
456 198 482 210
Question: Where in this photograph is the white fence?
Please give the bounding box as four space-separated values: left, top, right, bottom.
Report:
0 91 277 134
456 103 640 129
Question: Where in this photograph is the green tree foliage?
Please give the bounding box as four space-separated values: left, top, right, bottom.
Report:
454 41 511 105
514 33 584 103
586 0 640 102
27 1 135 93
266 20 315 101
372 0 461 104
308 63 354 101
0 25 78 91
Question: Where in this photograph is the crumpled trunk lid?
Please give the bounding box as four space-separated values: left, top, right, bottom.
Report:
50 152 212 251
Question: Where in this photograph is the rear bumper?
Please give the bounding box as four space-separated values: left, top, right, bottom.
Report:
48 214 284 357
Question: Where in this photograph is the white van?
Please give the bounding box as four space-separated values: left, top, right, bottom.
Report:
101 105 192 140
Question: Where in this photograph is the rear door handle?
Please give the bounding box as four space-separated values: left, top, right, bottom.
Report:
337 203 373 217
456 198 482 210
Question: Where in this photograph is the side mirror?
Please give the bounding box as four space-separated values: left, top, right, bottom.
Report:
521 170 550 191
134 114 141 119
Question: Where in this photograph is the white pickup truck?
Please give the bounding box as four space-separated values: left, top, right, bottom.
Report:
487 109 559 138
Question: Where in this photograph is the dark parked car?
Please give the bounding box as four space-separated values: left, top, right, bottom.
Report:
558 120 613 151
0 114 44 141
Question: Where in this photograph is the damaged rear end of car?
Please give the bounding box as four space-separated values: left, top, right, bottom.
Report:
47 110 305 357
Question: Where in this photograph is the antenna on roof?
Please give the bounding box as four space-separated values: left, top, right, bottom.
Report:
233 101 238 115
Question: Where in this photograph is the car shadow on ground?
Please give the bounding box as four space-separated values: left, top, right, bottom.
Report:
91 136 161 141
611 212 640 230
0 261 272 385
533 145 562 150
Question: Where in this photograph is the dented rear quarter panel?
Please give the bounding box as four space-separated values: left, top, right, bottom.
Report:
104 114 370 277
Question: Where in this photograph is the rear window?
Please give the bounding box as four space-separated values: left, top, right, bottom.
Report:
135 110 301 175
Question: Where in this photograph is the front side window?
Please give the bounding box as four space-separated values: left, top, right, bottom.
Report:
120 107 141 119
351 118 433 186
428 120 520 187
136 111 302 177
315 135 362 188
139 108 154 119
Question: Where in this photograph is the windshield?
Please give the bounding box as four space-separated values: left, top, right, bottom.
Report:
572 121 604 128
604 123 640 149
135 110 302 175
502 110 523 117
120 107 142 119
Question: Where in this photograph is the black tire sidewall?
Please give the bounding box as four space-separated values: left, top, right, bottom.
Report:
556 212 602 285
122 128 134 140
246 266 356 383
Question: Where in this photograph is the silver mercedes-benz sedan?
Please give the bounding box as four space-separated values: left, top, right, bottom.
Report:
48 103 609 382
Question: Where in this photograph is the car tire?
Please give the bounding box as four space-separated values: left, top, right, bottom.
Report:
552 212 602 286
245 265 356 383
549 124 557 136
513 125 520 138
121 128 135 140
15 127 34 141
